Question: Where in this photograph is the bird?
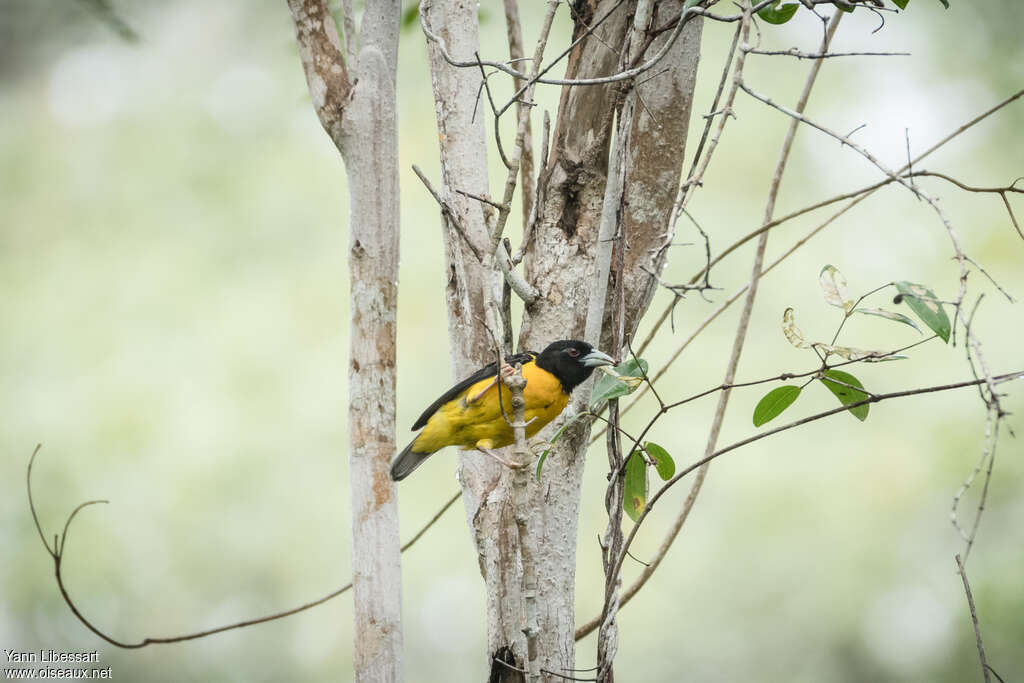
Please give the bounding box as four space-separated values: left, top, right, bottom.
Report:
390 339 615 481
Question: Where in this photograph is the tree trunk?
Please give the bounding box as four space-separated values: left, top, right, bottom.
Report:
422 1 701 678
289 1 404 680
518 3 703 679
420 2 526 677
344 43 404 683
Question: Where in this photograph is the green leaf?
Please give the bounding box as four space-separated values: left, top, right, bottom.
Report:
937 0 949 7
820 369 870 421
819 264 855 313
836 1 855 11
758 0 800 23
589 358 648 409
892 0 909 9
535 452 548 481
644 442 675 481
753 385 802 427
893 281 951 342
623 452 648 522
854 307 922 334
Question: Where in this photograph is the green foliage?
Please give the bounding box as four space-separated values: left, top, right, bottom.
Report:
753 385 802 427
757 0 800 23
893 281 951 342
590 358 648 409
821 369 870 421
892 0 910 9
644 441 675 480
623 452 647 522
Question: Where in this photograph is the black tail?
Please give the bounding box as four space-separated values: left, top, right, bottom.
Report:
390 439 434 481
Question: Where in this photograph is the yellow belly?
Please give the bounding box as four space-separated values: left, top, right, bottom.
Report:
412 363 569 452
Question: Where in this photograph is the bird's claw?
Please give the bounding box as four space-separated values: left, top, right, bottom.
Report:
499 363 516 380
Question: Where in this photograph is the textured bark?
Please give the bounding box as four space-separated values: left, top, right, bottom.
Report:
344 45 403 683
423 0 701 679
421 2 524 678
518 3 703 679
289 1 404 681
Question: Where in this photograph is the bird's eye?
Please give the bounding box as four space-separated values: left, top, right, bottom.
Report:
567 348 580 358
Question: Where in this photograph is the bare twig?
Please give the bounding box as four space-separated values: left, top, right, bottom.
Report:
955 554 992 683
577 366 1024 644
597 370 1024 629
739 80 971 339
509 364 540 682
419 0 703 89
513 111 550 266
502 0 536 236
636 88 1024 373
28 442 461 648
606 12 844 635
412 164 486 262
744 47 908 59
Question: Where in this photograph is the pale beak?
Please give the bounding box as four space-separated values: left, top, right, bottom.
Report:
582 349 615 368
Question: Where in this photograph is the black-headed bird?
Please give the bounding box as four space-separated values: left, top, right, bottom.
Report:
390 339 615 481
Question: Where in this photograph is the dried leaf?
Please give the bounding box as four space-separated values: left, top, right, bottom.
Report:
782 308 810 348
819 264 855 313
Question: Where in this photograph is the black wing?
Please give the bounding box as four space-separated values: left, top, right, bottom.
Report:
411 351 536 430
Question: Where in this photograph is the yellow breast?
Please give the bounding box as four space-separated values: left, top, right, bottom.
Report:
412 361 570 453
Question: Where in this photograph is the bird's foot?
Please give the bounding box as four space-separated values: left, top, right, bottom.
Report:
469 377 498 404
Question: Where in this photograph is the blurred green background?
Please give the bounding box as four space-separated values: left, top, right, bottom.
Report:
2 1 1022 681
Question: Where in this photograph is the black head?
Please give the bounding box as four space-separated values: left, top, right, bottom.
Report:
535 340 615 394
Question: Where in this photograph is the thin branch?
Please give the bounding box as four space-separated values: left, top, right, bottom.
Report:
955 554 992 683
639 88 1024 363
513 110 550 266
287 0 351 143
739 79 971 338
419 0 704 90
502 0 536 237
910 171 1024 242
744 47 908 59
578 368 1024 644
456 187 509 211
29 442 461 648
603 11 844 631
412 164 486 262
598 370 1024 629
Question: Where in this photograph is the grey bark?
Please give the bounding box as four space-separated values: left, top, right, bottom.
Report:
421 0 701 679
288 1 404 681
420 2 525 677
519 3 703 679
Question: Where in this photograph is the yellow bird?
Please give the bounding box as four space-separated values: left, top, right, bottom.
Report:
390 340 614 480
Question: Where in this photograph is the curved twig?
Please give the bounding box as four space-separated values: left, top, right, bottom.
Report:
28 444 461 648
